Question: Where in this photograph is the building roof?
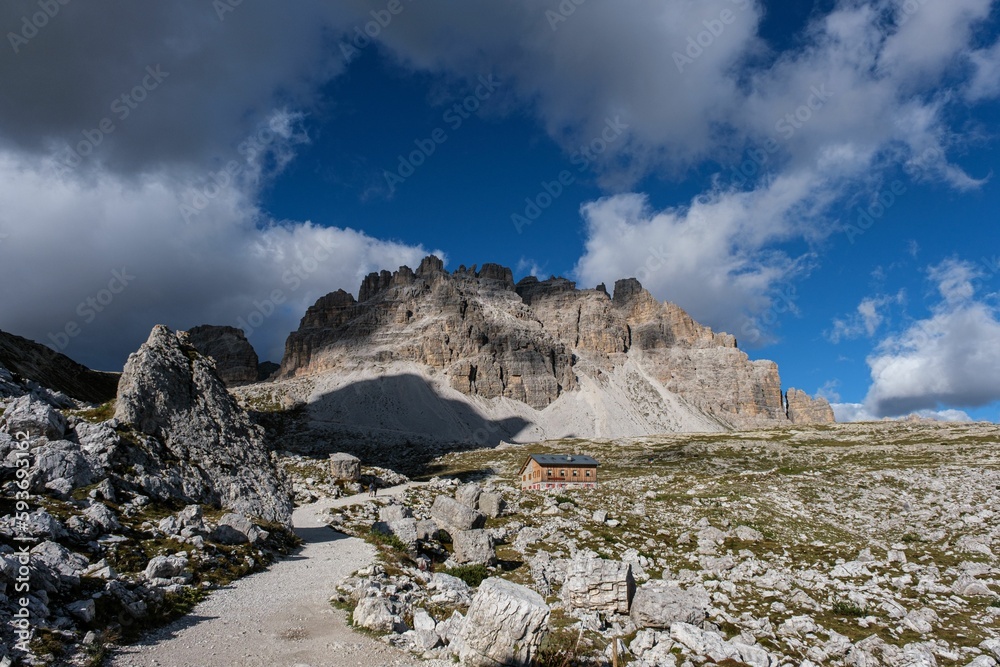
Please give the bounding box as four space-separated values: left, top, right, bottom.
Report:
527 454 599 466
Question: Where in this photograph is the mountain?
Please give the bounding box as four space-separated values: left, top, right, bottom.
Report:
262 256 832 450
0 328 119 403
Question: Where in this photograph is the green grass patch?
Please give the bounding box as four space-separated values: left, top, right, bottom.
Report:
368 526 409 553
441 563 489 587
831 600 868 617
74 400 116 423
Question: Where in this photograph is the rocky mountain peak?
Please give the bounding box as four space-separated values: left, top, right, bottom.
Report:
276 258 834 433
612 277 645 306
115 325 291 524
187 324 260 386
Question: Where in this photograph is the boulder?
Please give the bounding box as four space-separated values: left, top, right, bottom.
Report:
144 555 188 580
631 581 710 629
458 578 550 667
452 529 496 565
83 502 122 533
562 552 635 614
456 482 483 509
213 513 268 545
733 525 764 542
31 540 88 588
33 440 93 492
378 503 413 523
431 495 486 533
66 599 96 623
373 518 418 547
113 325 292 525
329 452 361 481
353 596 407 633
478 491 505 518
0 395 67 440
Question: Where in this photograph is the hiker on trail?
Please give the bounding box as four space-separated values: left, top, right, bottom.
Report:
372 482 378 497
368 482 376 498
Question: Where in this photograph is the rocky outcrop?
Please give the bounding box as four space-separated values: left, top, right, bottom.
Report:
562 552 635 613
785 388 836 424
1 394 67 439
114 325 292 525
277 255 834 431
430 495 485 533
458 577 550 667
0 329 119 403
186 325 260 386
452 529 496 565
329 452 361 480
631 581 711 629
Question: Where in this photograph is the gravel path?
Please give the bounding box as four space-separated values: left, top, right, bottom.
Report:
108 484 444 667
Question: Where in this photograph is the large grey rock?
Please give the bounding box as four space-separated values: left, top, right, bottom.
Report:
83 502 122 533
452 529 496 565
562 552 635 613
31 540 88 588
373 518 418 547
670 622 773 667
32 440 93 492
378 503 413 523
329 452 361 481
431 495 486 533
186 325 259 386
213 513 268 545
458 578 550 667
144 555 188 580
455 482 482 509
478 491 505 518
66 599 96 623
631 581 710 629
1 395 66 440
113 325 292 525
353 596 407 633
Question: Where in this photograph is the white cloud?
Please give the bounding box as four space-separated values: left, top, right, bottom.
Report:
863 260 1000 417
832 402 972 422
0 151 437 369
831 402 876 422
827 291 905 343
572 173 821 343
967 38 1000 101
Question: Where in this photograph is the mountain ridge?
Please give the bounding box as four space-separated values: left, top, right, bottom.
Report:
271 255 833 444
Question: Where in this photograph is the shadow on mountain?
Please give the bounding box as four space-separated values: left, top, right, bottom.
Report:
263 373 532 476
0 329 120 403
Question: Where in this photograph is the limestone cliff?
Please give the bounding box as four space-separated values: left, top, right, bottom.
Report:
278 256 833 432
785 388 837 425
187 324 260 386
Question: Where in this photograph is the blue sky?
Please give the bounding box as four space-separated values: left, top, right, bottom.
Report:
1 0 999 421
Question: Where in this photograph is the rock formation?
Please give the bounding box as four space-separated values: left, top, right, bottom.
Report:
275 256 833 435
114 325 292 525
0 328 119 403
785 387 836 424
458 577 550 667
187 324 260 386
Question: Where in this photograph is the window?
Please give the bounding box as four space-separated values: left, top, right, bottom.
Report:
546 469 552 476
572 469 578 477
585 470 591 477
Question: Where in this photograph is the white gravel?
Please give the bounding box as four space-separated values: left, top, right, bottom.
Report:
108 484 448 667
